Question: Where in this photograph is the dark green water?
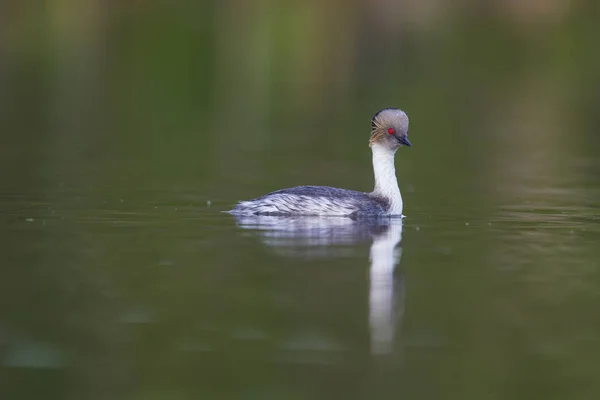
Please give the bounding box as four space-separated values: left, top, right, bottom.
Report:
2 2 600 399
2 136 600 399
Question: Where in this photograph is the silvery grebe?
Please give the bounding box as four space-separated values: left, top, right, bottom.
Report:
229 108 412 217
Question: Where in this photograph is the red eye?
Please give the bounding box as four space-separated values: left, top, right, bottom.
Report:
387 128 395 135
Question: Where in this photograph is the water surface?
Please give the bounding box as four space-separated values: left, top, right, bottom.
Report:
2 2 600 398
2 147 599 399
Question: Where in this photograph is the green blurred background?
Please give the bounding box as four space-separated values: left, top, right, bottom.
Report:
3 0 599 196
2 1 600 399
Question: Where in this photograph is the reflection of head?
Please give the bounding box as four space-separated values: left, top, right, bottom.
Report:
234 215 405 355
369 221 404 355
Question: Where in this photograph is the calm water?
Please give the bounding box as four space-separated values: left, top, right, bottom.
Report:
3 2 600 398
2 139 599 399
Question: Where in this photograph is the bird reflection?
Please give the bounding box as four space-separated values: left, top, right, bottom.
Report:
233 215 404 355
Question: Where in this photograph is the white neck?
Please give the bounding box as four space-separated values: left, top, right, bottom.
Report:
371 144 403 215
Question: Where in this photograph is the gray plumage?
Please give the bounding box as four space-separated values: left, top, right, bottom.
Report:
229 185 390 217
229 108 411 217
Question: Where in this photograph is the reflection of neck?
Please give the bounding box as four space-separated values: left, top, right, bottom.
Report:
369 222 403 354
371 144 402 215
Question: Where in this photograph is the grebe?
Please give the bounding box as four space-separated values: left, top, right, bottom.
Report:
229 108 412 217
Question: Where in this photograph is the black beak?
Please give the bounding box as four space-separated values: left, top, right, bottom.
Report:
398 136 412 147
